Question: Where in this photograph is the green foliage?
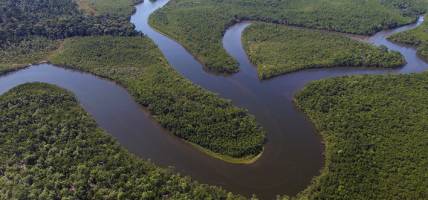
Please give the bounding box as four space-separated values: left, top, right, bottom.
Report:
0 83 245 200
243 23 405 79
0 37 59 75
294 74 428 199
0 0 137 43
0 0 141 75
150 0 425 73
389 15 428 59
83 0 143 16
381 0 428 16
49 36 265 159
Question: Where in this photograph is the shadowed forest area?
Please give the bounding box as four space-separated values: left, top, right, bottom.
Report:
0 0 139 73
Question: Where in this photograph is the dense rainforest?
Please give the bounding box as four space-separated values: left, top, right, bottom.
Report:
0 83 245 199
0 0 137 43
77 0 143 16
49 36 265 162
0 0 266 162
243 23 405 79
0 0 140 74
0 38 59 75
389 15 428 60
150 0 428 73
2 0 428 199
290 73 428 199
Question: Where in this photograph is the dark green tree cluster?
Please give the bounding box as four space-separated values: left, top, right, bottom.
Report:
243 23 405 79
0 0 142 76
0 37 59 75
292 73 428 199
0 0 137 44
0 83 245 199
389 14 428 60
49 36 265 160
381 0 428 16
79 0 143 16
150 0 426 73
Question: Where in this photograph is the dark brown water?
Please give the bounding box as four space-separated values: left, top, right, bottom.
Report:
0 0 426 198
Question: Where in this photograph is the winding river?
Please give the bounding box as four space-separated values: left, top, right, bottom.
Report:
1 0 427 199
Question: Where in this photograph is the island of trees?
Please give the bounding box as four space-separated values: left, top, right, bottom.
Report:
150 0 427 74
243 23 405 79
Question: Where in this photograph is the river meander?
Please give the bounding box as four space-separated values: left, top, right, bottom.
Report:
0 0 426 199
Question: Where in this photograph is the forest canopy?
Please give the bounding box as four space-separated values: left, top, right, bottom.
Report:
150 0 428 73
388 15 428 59
0 83 245 199
0 0 140 75
293 73 428 199
0 0 138 43
243 23 405 79
49 36 266 162
0 37 59 75
76 0 143 16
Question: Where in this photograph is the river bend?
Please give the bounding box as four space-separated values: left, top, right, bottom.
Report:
0 0 426 199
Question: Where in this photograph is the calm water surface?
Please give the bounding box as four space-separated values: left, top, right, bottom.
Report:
0 0 426 199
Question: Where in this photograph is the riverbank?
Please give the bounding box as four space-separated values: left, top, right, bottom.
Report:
49 35 266 162
0 83 245 199
242 23 405 79
75 0 144 16
149 0 423 73
0 38 60 75
134 0 428 198
0 0 139 75
293 73 428 199
188 142 264 164
388 15 428 60
1 0 427 199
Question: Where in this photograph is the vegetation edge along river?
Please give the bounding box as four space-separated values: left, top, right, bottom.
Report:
0 0 428 198
242 23 405 79
137 0 428 198
48 35 266 163
0 83 246 199
389 14 428 60
0 0 139 75
0 0 266 163
293 72 428 199
149 0 427 74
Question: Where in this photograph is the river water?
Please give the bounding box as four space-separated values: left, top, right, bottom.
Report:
0 0 426 199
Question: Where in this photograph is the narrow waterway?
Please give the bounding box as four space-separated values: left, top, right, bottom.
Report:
0 0 426 199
